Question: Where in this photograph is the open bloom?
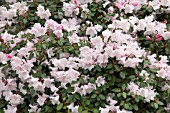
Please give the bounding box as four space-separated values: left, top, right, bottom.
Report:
36 4 51 19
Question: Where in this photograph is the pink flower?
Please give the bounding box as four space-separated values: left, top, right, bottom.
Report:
6 54 12 59
156 34 162 41
146 36 152 40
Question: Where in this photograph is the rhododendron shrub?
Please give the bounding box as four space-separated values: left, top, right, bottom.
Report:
1 0 170 113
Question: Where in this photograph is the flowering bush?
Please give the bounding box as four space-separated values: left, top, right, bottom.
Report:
1 0 170 113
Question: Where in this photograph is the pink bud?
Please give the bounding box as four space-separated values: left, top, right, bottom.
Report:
156 37 162 41
133 3 138 6
121 1 126 5
74 0 77 5
146 36 152 40
156 34 162 41
6 54 12 59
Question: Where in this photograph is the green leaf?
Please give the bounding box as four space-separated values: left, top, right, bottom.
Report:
154 103 158 109
45 106 50 112
74 93 81 100
78 106 83 112
54 15 58 19
57 103 63 111
117 93 122 97
124 103 129 109
91 94 97 99
106 63 112 69
82 110 88 113
96 65 101 71
86 100 90 105
122 92 127 98
150 68 158 73
112 88 121 93
93 109 100 113
67 87 74 93
157 101 164 105
69 46 74 51
42 44 46 49
23 19 27 24
99 94 105 100
133 105 139 110
135 96 139 102
95 102 100 106
114 65 120 71
120 72 125 79
58 38 65 46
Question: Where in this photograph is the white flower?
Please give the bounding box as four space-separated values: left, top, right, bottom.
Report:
137 19 146 31
28 78 45 92
9 94 24 105
96 76 106 87
90 36 103 47
19 83 27 95
67 103 79 113
124 5 134 14
17 70 31 81
81 83 96 95
33 82 45 92
1 30 14 43
86 27 97 37
99 107 110 113
17 47 30 58
6 79 17 91
117 109 133 113
50 85 59 92
162 84 170 91
30 23 47 37
137 87 157 102
45 19 62 31
52 58 68 70
9 2 28 15
97 53 109 64
51 68 80 84
161 0 170 6
53 30 63 38
0 52 9 64
63 2 76 17
28 104 38 113
4 105 17 113
43 78 54 88
162 32 170 40
127 82 139 94
37 94 48 106
64 68 80 83
108 6 114 13
102 29 112 43
36 5 51 19
47 48 55 58
68 33 80 44
61 18 79 32
94 24 103 32
118 19 130 32
5 0 16 3
1 8 17 20
50 94 60 105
